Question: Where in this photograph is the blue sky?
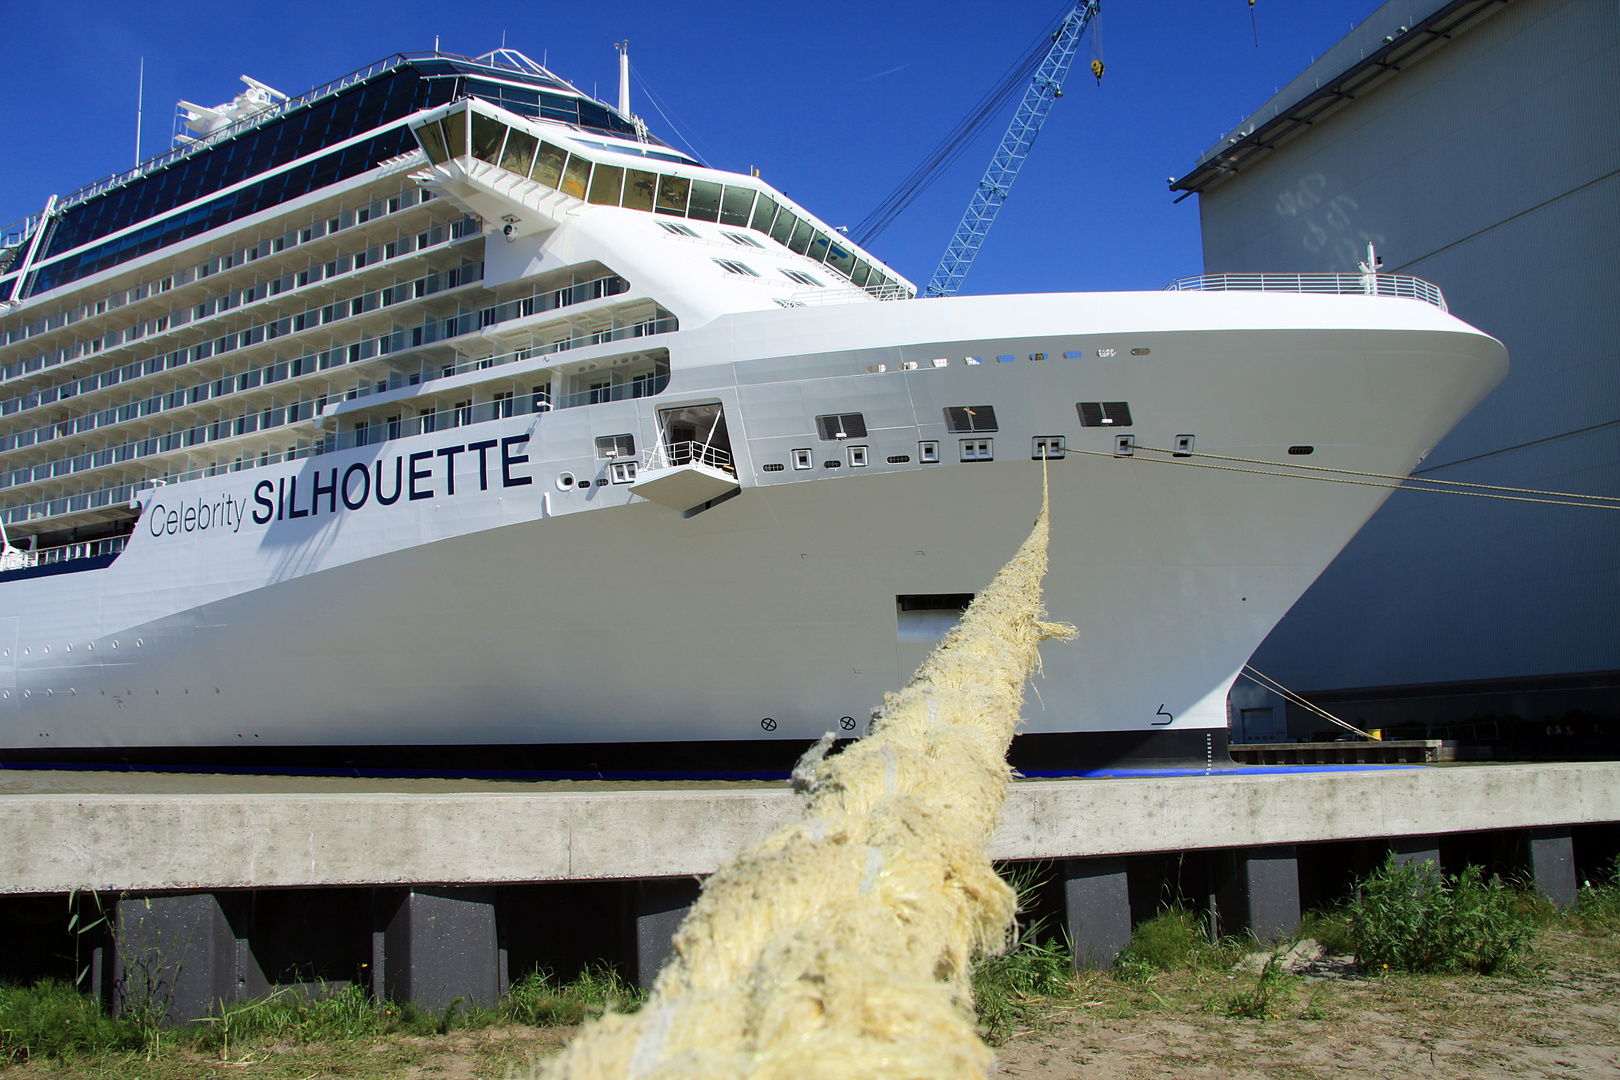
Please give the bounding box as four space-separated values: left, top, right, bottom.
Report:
1 1 1384 294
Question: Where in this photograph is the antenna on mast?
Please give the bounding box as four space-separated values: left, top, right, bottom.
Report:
615 40 631 116
135 57 144 165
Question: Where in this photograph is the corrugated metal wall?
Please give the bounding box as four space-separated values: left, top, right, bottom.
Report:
1198 0 1619 715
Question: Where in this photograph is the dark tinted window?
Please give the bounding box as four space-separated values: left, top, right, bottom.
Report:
816 413 867 440
944 406 997 432
1077 402 1133 427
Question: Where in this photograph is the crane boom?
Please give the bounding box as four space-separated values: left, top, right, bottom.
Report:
925 0 1099 298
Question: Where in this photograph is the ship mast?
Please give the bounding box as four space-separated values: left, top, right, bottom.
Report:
616 40 631 116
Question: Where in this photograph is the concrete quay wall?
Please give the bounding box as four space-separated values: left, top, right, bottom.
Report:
6 762 1617 894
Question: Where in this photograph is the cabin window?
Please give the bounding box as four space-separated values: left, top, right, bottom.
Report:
723 231 764 248
960 439 993 462
659 221 699 237
714 259 759 277
781 269 822 287
595 434 636 458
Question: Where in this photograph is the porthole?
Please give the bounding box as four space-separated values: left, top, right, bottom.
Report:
556 472 575 490
64 644 71 653
136 639 143 648
42 646 49 655
111 640 119 649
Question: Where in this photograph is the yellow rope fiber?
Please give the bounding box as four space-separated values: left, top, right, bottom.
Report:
544 481 1075 1080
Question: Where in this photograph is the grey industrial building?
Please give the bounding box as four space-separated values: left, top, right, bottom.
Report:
1174 0 1619 746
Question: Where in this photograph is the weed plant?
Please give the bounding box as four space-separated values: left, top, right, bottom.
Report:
1219 954 1296 1019
1112 905 1242 980
1346 854 1537 974
1574 853 1620 933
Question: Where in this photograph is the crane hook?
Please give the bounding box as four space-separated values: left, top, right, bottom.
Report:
1090 58 1104 84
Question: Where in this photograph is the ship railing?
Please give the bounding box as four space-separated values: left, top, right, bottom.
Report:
1162 272 1447 312
0 534 127 573
641 441 734 474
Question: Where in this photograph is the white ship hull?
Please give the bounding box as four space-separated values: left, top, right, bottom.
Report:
0 290 1506 760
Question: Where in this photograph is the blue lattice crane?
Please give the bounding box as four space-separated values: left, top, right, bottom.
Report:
925 1 1100 298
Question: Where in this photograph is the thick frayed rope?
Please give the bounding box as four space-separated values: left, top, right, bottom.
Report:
545 483 1075 1080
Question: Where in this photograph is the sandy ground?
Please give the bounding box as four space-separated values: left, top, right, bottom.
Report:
992 938 1620 1079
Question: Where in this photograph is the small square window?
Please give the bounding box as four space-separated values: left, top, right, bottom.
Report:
792 448 813 470
595 433 636 458
1032 436 1065 460
610 461 638 483
918 440 940 463
848 445 869 467
960 439 993 462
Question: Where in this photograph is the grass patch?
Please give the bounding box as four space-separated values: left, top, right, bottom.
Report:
0 965 641 1066
1346 855 1537 975
0 980 144 1063
1112 905 1243 980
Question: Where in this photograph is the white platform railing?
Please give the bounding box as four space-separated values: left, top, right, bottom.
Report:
1163 272 1447 311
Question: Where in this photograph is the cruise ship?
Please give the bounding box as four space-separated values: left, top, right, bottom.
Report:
0 48 1506 773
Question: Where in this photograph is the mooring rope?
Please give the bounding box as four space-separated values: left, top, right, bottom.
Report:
543 477 1075 1080
1068 445 1620 510
1241 664 1371 740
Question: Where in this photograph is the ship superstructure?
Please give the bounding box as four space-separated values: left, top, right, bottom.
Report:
0 47 1506 771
